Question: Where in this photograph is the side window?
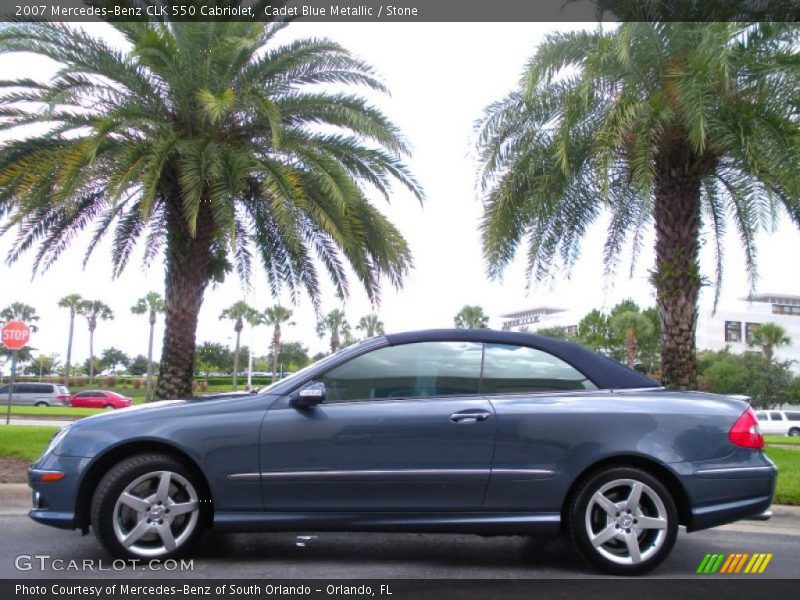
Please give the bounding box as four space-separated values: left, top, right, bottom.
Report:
74 392 91 398
755 411 767 421
786 412 800 422
16 384 38 394
32 384 54 393
769 411 784 421
0 385 8 394
482 343 598 394
320 342 483 403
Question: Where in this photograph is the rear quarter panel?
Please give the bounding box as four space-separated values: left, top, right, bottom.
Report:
483 389 747 511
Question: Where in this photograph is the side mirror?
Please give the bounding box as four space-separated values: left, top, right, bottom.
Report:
291 381 326 409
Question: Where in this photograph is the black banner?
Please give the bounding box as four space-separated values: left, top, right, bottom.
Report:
3 579 800 600
2 0 800 23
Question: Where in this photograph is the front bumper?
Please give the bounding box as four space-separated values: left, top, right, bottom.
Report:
28 454 93 531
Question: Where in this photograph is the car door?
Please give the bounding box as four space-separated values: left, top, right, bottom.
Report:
259 341 496 511
16 383 37 405
769 411 787 436
480 343 601 512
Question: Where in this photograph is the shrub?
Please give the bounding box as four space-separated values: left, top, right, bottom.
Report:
132 378 143 390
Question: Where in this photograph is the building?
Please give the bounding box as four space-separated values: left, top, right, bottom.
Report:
498 307 580 337
696 293 800 372
498 293 800 373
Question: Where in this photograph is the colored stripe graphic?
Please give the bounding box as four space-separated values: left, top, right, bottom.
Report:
757 554 773 573
720 554 737 573
696 554 713 574
696 552 772 574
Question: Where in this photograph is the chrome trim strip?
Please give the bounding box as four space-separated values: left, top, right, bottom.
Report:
227 473 261 482
612 386 667 393
491 468 555 479
260 469 489 480
695 466 775 475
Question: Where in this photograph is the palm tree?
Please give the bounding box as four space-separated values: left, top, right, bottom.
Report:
0 302 40 331
609 311 655 369
131 292 165 402
357 313 385 338
748 322 791 363
0 17 422 399
454 305 489 329
77 300 113 384
263 305 294 383
317 309 349 354
219 301 257 390
57 294 82 386
477 22 800 389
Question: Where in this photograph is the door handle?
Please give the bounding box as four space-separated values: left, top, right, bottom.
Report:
450 410 491 423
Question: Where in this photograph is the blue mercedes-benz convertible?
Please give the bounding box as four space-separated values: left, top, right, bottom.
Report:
28 329 776 574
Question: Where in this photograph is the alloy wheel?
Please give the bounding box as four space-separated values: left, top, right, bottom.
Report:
584 478 668 565
112 470 199 558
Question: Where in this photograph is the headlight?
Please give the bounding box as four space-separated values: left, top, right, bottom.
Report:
43 426 71 456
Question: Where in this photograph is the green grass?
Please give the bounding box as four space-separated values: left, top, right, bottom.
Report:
765 447 800 506
765 435 800 446
0 425 60 461
5 405 104 418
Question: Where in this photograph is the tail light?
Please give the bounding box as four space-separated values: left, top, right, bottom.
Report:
728 407 764 449
56 394 70 403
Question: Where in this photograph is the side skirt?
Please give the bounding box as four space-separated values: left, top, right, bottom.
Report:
213 511 561 535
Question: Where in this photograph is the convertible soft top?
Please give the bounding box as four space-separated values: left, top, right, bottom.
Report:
384 329 662 391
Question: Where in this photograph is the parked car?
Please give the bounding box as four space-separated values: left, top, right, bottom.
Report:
0 382 70 406
755 410 800 437
70 390 132 410
28 330 776 575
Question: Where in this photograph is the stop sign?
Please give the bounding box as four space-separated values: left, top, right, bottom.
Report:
1 320 30 350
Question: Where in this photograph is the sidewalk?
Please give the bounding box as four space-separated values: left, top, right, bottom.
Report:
1 482 798 534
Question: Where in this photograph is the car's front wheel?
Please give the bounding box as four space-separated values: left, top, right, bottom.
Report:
91 454 204 559
789 428 800 437
569 467 678 575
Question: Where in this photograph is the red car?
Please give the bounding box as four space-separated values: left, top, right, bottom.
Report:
70 390 132 410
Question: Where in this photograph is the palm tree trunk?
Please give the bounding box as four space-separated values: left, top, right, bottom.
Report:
653 142 702 390
64 312 74 387
232 330 240 391
271 323 281 384
155 200 213 400
88 327 95 384
146 317 155 402
626 333 637 369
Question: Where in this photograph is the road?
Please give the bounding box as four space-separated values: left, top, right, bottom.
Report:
0 515 798 579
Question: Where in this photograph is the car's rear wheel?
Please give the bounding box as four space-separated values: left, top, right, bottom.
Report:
34 401 49 407
91 454 204 559
789 428 800 437
568 467 678 575
103 404 114 410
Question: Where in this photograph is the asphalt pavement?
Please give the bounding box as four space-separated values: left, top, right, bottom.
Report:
1 514 798 579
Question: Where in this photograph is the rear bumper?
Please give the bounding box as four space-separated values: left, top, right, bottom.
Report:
678 455 778 532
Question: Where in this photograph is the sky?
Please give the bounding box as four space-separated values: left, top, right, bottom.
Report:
1 22 800 368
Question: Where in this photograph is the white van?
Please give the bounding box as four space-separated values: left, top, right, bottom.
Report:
755 410 800 437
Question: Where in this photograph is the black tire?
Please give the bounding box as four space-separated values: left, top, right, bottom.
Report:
103 404 114 410
568 466 678 575
34 401 49 407
789 428 800 437
91 453 206 560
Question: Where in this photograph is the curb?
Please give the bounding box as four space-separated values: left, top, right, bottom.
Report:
0 483 30 515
